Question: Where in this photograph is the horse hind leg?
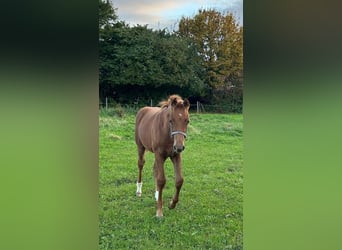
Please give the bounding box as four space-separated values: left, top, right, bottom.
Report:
136 145 145 197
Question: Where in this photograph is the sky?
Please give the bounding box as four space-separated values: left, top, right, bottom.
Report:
111 0 243 31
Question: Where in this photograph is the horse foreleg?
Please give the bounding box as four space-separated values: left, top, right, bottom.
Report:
154 154 166 217
169 154 184 209
136 146 145 197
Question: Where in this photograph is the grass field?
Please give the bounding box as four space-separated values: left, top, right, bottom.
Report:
99 109 243 249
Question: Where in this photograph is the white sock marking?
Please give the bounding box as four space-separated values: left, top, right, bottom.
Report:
136 182 142 195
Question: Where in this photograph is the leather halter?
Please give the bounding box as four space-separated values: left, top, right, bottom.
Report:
169 121 187 138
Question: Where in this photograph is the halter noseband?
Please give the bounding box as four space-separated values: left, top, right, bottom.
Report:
171 130 187 138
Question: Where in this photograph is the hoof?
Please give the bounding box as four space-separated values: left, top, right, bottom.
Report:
136 192 142 197
156 209 163 217
168 200 177 209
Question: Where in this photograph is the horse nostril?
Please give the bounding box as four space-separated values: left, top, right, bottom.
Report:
182 146 185 151
173 145 185 153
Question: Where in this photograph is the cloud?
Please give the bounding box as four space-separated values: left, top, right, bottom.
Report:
119 1 183 13
111 0 243 30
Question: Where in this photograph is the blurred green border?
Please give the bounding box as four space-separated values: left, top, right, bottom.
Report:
244 1 342 249
0 1 98 250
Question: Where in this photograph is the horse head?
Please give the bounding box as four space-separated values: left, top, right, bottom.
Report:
169 96 190 153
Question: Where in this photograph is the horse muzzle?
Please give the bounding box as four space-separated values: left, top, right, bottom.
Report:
171 131 186 153
173 145 185 153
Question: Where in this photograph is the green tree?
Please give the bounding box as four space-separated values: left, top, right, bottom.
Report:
99 3 206 104
178 9 243 90
99 0 117 39
102 25 206 103
99 0 126 100
99 1 211 105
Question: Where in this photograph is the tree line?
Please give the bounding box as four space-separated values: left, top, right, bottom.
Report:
99 0 243 112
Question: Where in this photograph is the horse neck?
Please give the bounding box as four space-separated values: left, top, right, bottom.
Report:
156 106 171 135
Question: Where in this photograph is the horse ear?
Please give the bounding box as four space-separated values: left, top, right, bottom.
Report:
183 99 190 109
171 97 178 107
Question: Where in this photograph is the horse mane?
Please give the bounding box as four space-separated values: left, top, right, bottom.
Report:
159 94 182 108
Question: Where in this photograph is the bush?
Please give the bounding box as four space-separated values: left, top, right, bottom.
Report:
99 104 124 117
99 104 139 117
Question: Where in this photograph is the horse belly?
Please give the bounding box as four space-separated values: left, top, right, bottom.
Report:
135 109 157 152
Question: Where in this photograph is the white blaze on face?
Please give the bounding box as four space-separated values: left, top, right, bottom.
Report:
179 113 182 117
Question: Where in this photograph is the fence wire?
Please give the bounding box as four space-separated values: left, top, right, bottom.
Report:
99 100 242 114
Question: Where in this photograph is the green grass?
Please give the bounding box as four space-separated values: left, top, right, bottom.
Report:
99 111 243 249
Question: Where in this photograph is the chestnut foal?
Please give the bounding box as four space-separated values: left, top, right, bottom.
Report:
135 95 190 217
